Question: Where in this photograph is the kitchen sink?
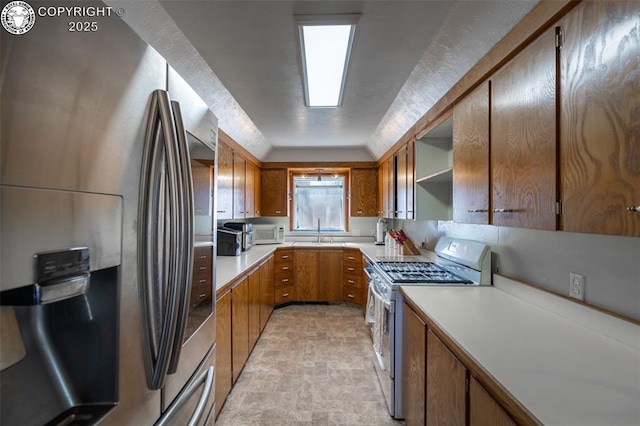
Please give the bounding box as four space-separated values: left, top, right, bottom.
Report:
291 241 347 247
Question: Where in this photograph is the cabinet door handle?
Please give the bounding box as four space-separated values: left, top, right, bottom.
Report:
199 255 207 259
217 210 226 213
347 279 355 284
281 279 289 283
348 267 355 271
281 255 289 259
357 210 363 214
468 209 489 213
275 210 282 214
347 256 355 260
627 205 640 212
282 293 289 297
198 279 207 284
199 293 207 298
347 294 354 298
492 208 517 213
281 266 289 271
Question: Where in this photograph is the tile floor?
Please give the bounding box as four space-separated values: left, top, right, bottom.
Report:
216 304 405 426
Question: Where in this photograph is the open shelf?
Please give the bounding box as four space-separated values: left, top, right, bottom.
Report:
414 116 453 221
416 168 453 184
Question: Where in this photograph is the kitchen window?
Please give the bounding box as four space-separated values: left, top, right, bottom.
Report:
291 172 349 232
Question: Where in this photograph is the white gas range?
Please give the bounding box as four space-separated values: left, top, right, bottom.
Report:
365 237 492 419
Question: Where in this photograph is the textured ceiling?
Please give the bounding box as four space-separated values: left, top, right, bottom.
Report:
108 0 538 160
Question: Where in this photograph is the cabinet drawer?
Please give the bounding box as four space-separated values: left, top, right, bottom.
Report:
343 273 362 289
193 263 212 277
274 285 294 305
342 264 361 275
190 278 212 306
194 245 213 259
342 286 362 305
275 263 293 274
342 249 362 263
193 246 213 277
275 249 293 263
274 272 293 288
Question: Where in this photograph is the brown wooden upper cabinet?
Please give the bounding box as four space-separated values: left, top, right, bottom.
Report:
217 141 234 220
378 159 393 218
233 153 246 219
558 0 640 237
350 168 378 217
406 141 415 220
244 160 258 218
491 25 558 230
453 81 490 224
252 161 261 217
260 168 288 216
382 142 415 220
395 145 408 219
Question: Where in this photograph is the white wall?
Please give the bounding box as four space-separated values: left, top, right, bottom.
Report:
395 219 640 321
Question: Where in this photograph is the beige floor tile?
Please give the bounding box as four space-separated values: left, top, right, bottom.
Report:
216 304 405 426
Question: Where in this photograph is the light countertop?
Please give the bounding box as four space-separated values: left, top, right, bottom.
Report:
214 241 430 293
401 280 640 425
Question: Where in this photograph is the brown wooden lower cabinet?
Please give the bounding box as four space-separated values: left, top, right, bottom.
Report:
217 255 276 420
402 301 426 426
214 290 232 418
426 329 466 426
274 285 294 305
342 249 365 309
259 255 274 332
231 276 249 384
274 248 294 306
247 267 261 351
294 249 342 302
402 300 524 426
470 377 517 426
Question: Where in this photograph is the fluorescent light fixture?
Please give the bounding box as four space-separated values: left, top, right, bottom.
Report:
296 15 359 108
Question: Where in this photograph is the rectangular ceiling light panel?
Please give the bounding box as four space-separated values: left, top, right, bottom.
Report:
297 15 359 108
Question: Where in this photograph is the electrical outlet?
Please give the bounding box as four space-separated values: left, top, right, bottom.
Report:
569 273 585 301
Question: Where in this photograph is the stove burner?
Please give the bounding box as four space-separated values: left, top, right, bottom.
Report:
375 261 472 284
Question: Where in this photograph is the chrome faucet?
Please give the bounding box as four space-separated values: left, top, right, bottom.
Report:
317 218 321 243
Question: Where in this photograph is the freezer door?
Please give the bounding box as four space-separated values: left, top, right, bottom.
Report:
161 68 218 409
156 345 216 426
1 3 167 425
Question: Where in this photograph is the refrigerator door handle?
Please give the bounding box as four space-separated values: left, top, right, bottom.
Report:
155 366 214 426
167 100 194 374
138 89 182 390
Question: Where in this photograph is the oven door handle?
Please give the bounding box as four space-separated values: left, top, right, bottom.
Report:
364 266 373 280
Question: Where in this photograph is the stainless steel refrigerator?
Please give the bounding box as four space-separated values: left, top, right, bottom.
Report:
0 1 217 424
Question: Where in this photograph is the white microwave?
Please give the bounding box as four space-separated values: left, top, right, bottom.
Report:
252 224 285 244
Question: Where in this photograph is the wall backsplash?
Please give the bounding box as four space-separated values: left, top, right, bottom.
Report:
225 216 379 240
394 219 640 321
